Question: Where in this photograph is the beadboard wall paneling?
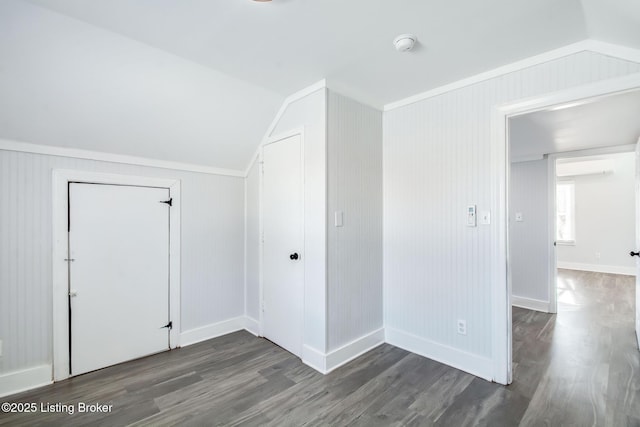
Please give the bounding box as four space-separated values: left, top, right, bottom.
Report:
383 51 640 361
510 159 551 303
0 149 245 375
327 91 383 351
269 88 328 353
245 159 261 322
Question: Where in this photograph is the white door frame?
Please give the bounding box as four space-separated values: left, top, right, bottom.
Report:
258 128 305 342
52 170 181 381
490 72 640 385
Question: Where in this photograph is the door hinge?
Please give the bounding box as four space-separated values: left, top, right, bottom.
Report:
160 198 173 207
161 321 173 330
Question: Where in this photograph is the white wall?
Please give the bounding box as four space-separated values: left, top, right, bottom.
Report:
510 159 551 306
327 91 383 351
269 88 328 356
0 0 281 170
0 148 245 379
558 152 636 275
383 51 640 378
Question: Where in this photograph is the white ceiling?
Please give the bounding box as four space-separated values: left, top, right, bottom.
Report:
1 0 640 169
510 89 640 160
0 0 282 170
21 0 607 108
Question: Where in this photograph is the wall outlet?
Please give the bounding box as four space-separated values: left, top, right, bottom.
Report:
595 252 601 260
457 319 467 335
515 212 523 222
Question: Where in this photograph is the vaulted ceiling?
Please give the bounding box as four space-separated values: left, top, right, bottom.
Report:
1 0 639 170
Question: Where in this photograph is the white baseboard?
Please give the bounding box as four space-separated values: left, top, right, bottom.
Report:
385 327 493 381
0 365 52 398
244 316 260 336
512 295 551 313
557 261 636 276
301 328 385 374
302 345 327 373
325 328 385 373
180 316 246 347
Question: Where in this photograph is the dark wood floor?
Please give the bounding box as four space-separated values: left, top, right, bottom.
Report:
1 269 638 426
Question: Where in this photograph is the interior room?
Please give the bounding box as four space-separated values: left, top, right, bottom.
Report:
508 89 640 424
1 0 640 425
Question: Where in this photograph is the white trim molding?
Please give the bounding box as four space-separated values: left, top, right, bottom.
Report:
302 345 328 373
558 262 636 276
0 365 52 398
300 328 385 374
512 296 551 313
491 72 640 386
386 327 493 381
325 329 385 373
1 138 244 177
244 80 326 176
180 317 247 347
52 170 181 381
385 40 640 111
244 317 260 336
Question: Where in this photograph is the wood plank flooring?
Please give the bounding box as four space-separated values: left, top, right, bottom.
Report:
0 269 638 426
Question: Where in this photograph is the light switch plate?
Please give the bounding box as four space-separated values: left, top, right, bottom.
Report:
480 211 491 225
515 212 523 222
335 211 343 227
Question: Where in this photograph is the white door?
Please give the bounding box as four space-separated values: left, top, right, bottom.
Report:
635 139 640 349
262 135 304 356
69 183 171 375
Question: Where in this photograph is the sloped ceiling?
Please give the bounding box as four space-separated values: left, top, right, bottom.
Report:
2 0 640 170
0 0 283 170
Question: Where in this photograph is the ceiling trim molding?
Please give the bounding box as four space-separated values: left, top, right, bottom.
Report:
243 79 326 176
510 154 545 163
0 138 245 177
384 40 640 112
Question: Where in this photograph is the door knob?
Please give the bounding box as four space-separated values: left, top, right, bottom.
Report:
289 253 299 260
630 251 640 257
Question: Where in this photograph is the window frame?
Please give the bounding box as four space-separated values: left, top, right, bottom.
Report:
556 180 576 245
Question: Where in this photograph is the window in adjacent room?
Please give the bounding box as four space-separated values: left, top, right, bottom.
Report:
556 181 575 244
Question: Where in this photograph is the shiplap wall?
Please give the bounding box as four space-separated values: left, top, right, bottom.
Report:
327 91 383 350
383 51 640 367
245 159 260 322
510 159 550 303
0 149 245 375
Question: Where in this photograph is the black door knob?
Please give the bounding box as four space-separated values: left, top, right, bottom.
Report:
630 251 640 257
289 253 299 260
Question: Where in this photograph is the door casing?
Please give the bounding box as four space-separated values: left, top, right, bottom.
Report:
492 73 640 385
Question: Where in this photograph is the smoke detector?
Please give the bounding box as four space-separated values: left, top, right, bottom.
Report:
393 34 417 52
